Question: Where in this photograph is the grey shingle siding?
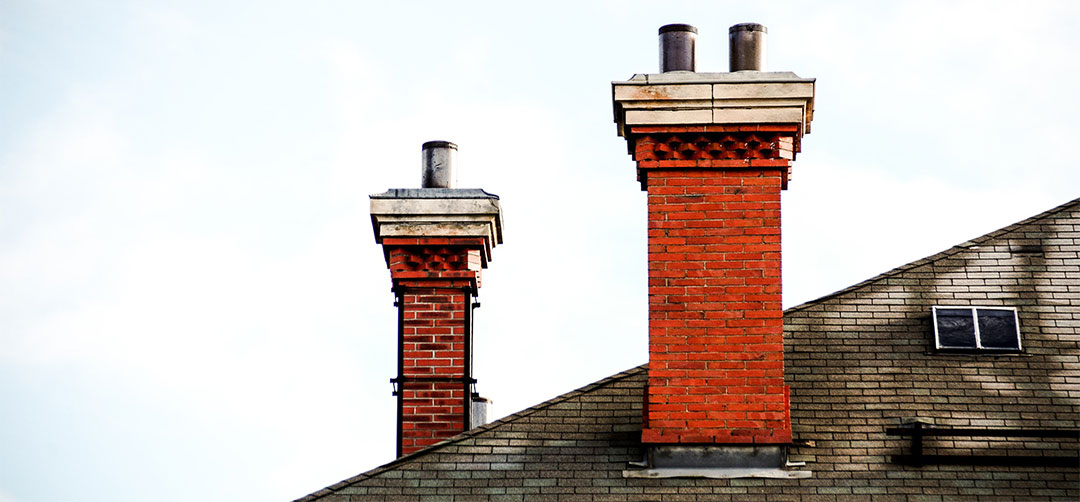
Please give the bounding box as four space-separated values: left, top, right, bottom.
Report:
300 198 1079 501
782 198 1080 500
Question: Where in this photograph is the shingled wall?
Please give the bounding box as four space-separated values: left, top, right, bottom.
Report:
781 198 1080 499
299 198 1079 501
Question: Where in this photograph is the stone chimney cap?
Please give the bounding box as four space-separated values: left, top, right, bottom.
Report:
370 190 505 257
612 71 816 139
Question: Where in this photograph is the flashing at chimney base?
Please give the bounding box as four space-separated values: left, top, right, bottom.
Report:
623 445 811 479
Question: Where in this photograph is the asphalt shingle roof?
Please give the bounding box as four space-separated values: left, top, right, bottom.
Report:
298 197 1080 501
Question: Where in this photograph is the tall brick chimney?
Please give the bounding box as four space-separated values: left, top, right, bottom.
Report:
613 24 815 474
370 141 504 457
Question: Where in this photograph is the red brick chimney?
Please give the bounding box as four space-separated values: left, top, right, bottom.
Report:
370 141 503 457
613 24 815 466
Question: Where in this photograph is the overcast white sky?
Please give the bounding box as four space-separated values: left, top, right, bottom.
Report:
2 1 1079 501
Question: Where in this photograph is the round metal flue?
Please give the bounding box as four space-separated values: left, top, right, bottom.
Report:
421 140 457 188
729 23 767 71
659 24 697 72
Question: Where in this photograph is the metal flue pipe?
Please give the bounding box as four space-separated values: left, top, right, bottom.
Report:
729 23 767 71
421 140 458 188
659 24 697 72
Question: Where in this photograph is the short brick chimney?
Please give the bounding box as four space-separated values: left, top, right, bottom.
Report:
613 24 815 472
370 141 504 457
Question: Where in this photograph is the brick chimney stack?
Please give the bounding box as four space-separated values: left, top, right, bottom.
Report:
613 24 815 471
370 141 504 457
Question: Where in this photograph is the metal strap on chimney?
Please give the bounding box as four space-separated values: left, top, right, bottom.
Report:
462 286 473 432
395 289 404 457
391 286 478 457
390 376 477 387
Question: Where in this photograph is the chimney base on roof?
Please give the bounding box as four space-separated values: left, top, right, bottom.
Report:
623 445 811 479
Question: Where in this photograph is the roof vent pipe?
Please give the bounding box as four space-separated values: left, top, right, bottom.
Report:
659 24 697 72
421 140 457 188
729 23 767 71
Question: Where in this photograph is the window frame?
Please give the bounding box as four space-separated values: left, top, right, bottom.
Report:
931 306 1023 352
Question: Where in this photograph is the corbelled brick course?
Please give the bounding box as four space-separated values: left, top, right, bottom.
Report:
383 237 485 456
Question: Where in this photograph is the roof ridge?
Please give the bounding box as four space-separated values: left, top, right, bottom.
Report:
295 364 649 501
785 196 1080 314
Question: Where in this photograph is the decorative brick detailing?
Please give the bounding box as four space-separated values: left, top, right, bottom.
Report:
641 163 792 445
626 126 800 190
391 247 479 272
387 246 482 278
382 237 485 291
380 235 488 456
632 132 794 162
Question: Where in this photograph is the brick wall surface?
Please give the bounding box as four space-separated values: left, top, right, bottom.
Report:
398 288 471 455
643 168 790 445
303 199 1080 500
383 238 485 456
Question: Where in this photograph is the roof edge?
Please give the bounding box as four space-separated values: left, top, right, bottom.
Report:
785 196 1080 314
293 364 648 502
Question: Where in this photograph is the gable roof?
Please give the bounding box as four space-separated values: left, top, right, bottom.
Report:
297 197 1080 501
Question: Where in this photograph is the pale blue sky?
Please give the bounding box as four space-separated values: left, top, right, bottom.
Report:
2 1 1079 501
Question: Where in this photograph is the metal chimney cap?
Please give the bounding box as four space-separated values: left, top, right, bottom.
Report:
422 140 458 150
730 23 767 34
659 24 697 34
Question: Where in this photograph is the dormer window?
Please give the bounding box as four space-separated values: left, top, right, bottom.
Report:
932 306 1022 352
